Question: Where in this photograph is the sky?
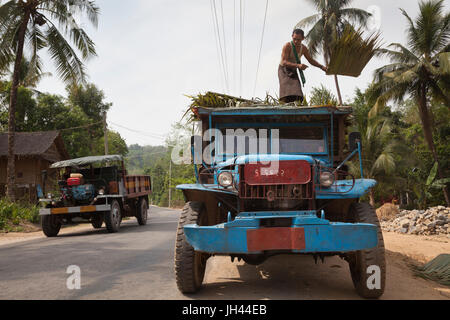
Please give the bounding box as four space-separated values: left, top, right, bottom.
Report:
35 0 450 147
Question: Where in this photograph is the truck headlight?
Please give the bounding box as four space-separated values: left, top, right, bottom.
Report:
319 172 335 188
218 172 233 187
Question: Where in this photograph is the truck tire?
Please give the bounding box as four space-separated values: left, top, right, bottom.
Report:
105 200 121 233
136 197 148 226
174 201 209 293
346 202 386 299
91 213 104 229
42 215 61 237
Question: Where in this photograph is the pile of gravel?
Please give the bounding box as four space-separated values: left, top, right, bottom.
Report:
380 206 450 236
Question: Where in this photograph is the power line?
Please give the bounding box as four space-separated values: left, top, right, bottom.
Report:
233 0 237 93
211 0 229 92
108 121 167 140
219 0 230 91
210 0 226 93
253 0 269 98
239 0 245 96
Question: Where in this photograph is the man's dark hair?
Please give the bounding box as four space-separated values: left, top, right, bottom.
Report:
292 29 305 37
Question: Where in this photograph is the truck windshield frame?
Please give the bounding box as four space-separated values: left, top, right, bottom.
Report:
214 122 329 159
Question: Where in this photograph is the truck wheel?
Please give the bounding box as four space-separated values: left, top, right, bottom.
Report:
91 213 104 229
105 200 121 233
346 202 386 299
174 201 209 293
136 197 148 226
41 215 61 237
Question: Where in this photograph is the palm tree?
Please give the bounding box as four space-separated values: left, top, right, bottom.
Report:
296 0 372 106
0 0 99 201
370 0 450 206
17 57 52 88
309 84 338 106
349 115 405 207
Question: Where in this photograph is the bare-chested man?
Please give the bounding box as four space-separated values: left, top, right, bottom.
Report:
279 29 327 104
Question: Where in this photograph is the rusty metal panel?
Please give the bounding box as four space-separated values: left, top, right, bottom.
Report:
244 160 311 186
247 227 306 252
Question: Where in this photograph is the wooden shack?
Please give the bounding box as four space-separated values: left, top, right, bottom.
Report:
0 131 69 201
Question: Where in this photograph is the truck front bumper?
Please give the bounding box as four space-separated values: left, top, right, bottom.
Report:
39 204 111 216
184 211 378 254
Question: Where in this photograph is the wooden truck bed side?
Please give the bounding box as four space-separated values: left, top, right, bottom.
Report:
124 175 152 198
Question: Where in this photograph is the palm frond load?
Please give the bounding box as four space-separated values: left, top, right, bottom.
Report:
183 92 281 121
327 27 382 77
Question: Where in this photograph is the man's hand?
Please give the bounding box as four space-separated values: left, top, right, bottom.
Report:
297 64 309 71
321 65 328 73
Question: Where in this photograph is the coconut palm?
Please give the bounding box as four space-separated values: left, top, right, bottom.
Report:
370 0 450 206
17 57 51 88
296 0 372 105
349 116 405 207
0 0 99 200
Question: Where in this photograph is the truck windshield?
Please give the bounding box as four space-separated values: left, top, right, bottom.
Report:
278 127 326 154
218 126 326 156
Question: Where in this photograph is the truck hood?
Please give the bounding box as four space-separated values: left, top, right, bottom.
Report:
216 154 328 167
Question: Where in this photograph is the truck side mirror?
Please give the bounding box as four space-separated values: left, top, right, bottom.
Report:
349 132 362 151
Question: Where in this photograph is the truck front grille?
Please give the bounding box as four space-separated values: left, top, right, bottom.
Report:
238 182 313 200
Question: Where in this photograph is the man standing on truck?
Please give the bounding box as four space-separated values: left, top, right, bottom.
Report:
279 29 328 104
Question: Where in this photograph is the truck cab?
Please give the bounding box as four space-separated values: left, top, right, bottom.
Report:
174 104 385 299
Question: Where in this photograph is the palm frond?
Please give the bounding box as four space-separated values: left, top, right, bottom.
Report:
46 24 86 84
296 14 320 28
305 19 325 58
327 26 382 77
340 8 371 28
183 92 280 121
372 151 396 176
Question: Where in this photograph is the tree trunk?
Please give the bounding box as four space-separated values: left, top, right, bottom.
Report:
333 74 343 106
324 43 343 106
369 189 375 208
6 12 30 201
417 86 450 206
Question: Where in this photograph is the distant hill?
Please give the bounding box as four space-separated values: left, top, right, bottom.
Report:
125 144 168 175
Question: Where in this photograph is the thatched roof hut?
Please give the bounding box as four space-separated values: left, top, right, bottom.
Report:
0 131 69 201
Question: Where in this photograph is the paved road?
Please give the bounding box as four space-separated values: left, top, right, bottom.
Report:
1 206 447 300
0 206 184 300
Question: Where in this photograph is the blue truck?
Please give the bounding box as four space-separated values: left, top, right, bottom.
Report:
174 104 385 299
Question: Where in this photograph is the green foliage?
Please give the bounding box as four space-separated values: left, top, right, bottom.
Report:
370 0 450 117
0 0 99 85
350 85 449 208
0 82 128 158
309 85 338 106
184 92 280 121
126 145 168 175
0 198 39 232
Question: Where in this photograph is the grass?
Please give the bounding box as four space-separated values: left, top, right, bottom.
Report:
0 198 40 233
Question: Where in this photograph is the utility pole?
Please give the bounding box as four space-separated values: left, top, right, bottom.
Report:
103 111 108 155
150 176 154 206
168 160 172 208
